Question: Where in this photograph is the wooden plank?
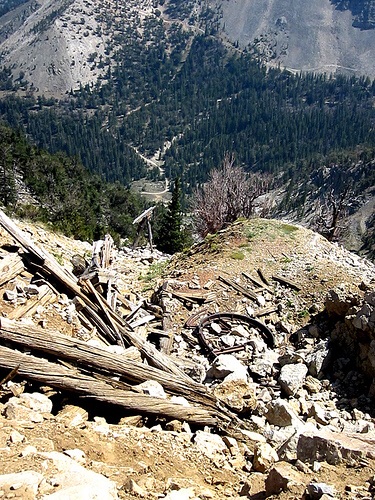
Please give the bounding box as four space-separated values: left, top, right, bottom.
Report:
218 275 258 301
0 253 24 286
254 306 279 318
242 272 272 293
0 210 193 380
272 274 301 291
257 268 272 287
7 284 55 320
0 344 219 426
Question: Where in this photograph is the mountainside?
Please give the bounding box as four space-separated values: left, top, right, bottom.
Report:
0 0 374 256
215 0 375 77
0 0 375 98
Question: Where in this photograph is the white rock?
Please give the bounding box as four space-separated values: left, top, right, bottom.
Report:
194 431 227 459
210 322 222 334
9 430 25 444
0 471 43 497
19 392 53 413
256 295 266 307
278 363 308 396
20 445 38 457
163 488 196 500
3 289 17 301
231 324 249 337
266 398 302 428
123 478 145 497
63 449 86 464
207 354 248 381
253 442 279 473
37 451 118 499
135 380 167 399
5 402 44 423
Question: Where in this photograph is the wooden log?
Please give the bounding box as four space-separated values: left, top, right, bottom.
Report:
272 274 301 291
0 344 218 426
0 253 24 286
254 306 279 318
0 318 216 409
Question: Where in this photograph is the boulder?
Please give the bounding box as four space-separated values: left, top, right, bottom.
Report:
206 354 248 381
193 431 227 459
297 428 375 465
253 442 279 473
16 392 53 413
213 379 257 413
306 341 331 378
266 398 302 427
0 471 43 499
306 482 336 499
325 288 360 317
278 363 308 396
37 451 118 499
265 462 305 496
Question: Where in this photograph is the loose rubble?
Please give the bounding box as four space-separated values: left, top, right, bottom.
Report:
0 213 375 499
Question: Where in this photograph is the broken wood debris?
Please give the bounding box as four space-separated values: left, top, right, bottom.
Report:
242 272 272 293
272 273 301 291
0 253 24 287
218 275 258 301
0 210 249 431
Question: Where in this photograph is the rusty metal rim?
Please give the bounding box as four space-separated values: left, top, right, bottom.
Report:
197 312 275 359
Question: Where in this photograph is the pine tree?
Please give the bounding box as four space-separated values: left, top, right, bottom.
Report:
155 178 186 254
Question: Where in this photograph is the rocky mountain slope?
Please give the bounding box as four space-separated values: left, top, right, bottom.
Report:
0 214 375 498
0 0 375 98
215 0 375 77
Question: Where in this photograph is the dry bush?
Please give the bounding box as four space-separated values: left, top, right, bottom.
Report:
192 154 272 237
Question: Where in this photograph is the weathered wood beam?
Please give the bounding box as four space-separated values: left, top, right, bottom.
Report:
0 318 217 409
272 274 301 291
0 344 219 426
242 272 272 293
0 253 24 286
218 275 258 301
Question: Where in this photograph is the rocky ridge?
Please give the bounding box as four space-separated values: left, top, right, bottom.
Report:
0 215 375 498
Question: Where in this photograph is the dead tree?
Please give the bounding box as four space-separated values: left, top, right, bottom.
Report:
192 154 272 238
312 186 352 242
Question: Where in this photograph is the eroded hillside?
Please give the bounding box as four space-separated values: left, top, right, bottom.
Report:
214 0 375 77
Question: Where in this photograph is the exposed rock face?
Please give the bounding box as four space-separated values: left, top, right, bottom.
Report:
213 0 375 78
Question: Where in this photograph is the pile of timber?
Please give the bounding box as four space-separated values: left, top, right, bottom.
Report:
0 210 237 429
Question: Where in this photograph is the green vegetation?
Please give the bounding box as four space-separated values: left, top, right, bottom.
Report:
0 0 374 252
230 250 245 260
140 260 169 291
0 123 148 242
154 178 191 254
280 224 299 236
